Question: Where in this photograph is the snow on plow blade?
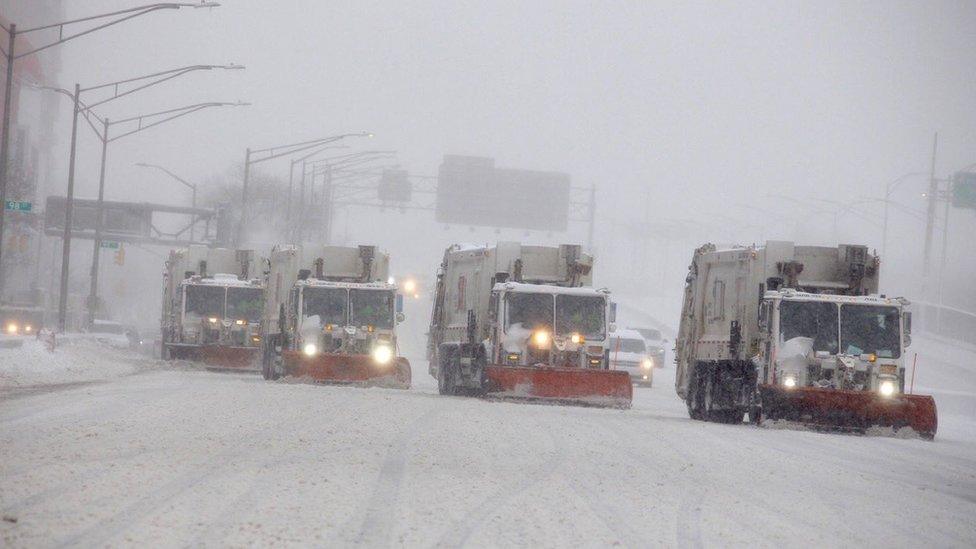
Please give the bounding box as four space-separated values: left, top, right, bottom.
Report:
760 385 937 439
282 351 410 388
167 344 260 372
485 365 633 409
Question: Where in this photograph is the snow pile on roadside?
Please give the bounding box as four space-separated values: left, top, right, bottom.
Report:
0 338 148 388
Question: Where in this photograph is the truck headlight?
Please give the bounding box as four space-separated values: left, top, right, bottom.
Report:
208 317 219 324
372 344 393 365
532 330 550 348
235 319 246 326
570 333 583 344
642 358 653 370
24 324 32 333
302 342 318 357
6 322 17 334
783 375 797 389
506 352 520 364
879 379 896 397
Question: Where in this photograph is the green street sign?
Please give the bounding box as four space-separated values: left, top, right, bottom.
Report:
953 172 976 210
100 241 120 249
4 200 32 212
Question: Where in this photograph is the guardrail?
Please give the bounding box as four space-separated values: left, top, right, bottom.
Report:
913 300 976 347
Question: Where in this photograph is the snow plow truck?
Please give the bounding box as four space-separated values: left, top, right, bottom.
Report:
675 241 937 439
427 242 632 408
261 244 410 388
161 246 265 370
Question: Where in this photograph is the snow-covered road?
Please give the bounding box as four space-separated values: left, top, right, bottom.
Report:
2 336 975 548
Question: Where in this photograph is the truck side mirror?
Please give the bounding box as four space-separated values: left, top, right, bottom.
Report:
396 312 406 324
903 311 912 346
609 302 617 323
395 293 404 313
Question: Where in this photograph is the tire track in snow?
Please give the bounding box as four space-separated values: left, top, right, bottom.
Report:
342 404 442 546
432 413 567 548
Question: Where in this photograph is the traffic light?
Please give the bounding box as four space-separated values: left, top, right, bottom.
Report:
114 245 125 266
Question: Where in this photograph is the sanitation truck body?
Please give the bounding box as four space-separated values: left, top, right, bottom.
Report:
161 246 264 369
261 244 409 388
675 241 936 438
428 242 632 408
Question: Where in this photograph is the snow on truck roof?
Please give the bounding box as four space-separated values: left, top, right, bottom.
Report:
182 273 263 288
493 281 609 296
298 279 396 290
767 289 908 306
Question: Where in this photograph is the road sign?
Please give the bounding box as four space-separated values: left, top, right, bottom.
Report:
100 240 120 249
4 200 32 212
952 172 976 210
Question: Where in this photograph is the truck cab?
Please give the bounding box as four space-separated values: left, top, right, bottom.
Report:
286 278 403 367
489 282 611 369
757 290 910 397
177 275 264 351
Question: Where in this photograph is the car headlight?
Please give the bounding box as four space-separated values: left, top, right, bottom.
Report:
6 322 18 334
372 344 393 365
302 342 318 357
879 379 896 397
532 330 550 348
642 358 653 369
783 375 797 389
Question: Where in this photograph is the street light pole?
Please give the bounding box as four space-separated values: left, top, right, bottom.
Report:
0 24 16 295
0 3 222 299
237 132 373 246
83 101 247 328
56 84 82 332
87 117 110 325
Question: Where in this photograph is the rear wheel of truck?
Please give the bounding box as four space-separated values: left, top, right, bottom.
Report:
437 346 454 395
687 366 706 420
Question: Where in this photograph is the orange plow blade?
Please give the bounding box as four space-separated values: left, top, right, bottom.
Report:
760 385 937 439
485 365 632 408
167 344 261 372
282 351 410 388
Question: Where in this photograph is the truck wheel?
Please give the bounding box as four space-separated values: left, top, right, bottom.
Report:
437 348 453 395
687 367 705 420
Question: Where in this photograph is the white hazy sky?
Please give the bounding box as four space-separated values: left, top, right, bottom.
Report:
13 0 976 321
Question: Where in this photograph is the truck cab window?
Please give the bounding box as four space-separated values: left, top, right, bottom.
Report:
506 293 554 333
185 285 225 318
350 289 394 329
555 295 606 338
778 301 838 354
303 287 348 327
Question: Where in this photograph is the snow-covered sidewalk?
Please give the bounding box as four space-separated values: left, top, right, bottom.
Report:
0 337 154 390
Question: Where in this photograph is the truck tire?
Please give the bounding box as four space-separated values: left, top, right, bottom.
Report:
686 366 706 420
703 367 745 424
437 345 456 395
262 337 282 381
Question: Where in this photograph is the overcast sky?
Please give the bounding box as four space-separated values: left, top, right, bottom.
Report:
14 0 976 320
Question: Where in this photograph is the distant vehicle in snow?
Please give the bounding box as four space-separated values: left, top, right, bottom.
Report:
260 244 410 388
609 329 654 387
0 303 43 336
628 326 668 369
86 319 135 350
161 246 265 371
427 242 632 408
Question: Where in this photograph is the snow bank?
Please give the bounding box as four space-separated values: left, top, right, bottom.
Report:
0 337 149 389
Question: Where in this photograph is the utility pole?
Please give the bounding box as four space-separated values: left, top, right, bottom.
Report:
0 24 16 296
922 133 939 279
87 118 110 325
57 84 81 333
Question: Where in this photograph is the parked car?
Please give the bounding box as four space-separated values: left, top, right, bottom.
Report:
609 329 654 387
629 326 668 369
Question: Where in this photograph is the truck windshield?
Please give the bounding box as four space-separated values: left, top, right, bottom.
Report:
840 304 901 358
506 293 554 331
350 289 394 329
555 295 606 338
226 287 263 322
184 285 225 318
303 287 347 326
779 300 838 354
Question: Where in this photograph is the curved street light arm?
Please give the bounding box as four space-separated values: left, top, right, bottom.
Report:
12 3 219 60
107 101 248 142
248 132 372 162
82 64 243 109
